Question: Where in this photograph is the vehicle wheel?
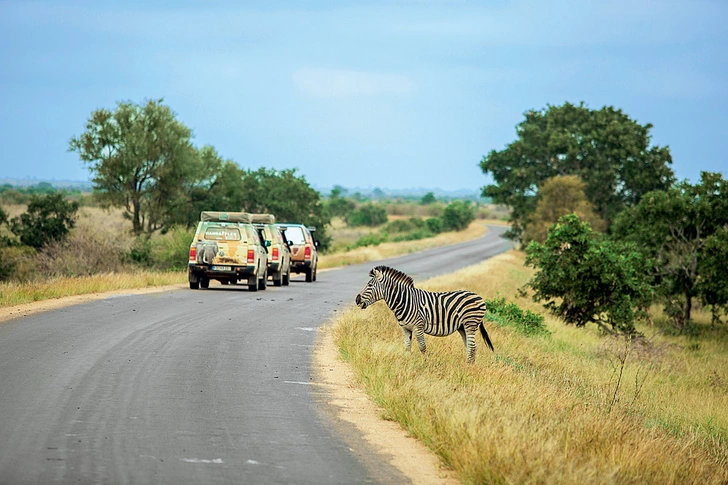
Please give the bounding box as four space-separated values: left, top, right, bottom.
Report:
258 269 267 290
249 280 258 292
189 281 199 290
273 270 282 287
313 265 317 282
282 271 290 286
305 268 313 282
200 278 210 289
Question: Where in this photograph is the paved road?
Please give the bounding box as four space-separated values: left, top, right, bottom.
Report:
0 226 512 485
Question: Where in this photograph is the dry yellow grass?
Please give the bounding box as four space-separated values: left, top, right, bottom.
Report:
334 251 728 484
319 222 488 269
0 271 186 308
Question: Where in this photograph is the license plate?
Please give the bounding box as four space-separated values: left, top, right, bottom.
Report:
212 265 232 271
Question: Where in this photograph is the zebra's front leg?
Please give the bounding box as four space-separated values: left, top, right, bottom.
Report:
400 326 413 353
414 324 427 356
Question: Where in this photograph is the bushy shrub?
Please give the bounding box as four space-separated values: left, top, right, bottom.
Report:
484 297 548 336
524 214 653 335
346 203 388 227
123 227 195 271
349 232 389 249
440 200 475 231
9 193 79 248
384 217 425 233
425 217 442 234
149 226 196 271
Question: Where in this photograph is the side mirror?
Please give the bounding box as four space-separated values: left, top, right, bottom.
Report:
264 240 271 247
287 240 294 247
314 240 320 248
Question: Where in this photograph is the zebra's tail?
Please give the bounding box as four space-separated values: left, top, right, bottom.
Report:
479 322 495 352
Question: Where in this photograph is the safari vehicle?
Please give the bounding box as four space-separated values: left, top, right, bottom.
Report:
188 211 268 292
276 223 319 282
251 213 292 286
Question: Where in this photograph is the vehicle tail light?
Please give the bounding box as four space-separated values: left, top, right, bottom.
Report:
304 246 311 260
189 246 196 262
247 249 255 263
272 247 279 261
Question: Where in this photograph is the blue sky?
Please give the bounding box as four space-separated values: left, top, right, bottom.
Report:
1 1 726 192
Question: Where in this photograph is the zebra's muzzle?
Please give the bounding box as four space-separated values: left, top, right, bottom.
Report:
355 294 367 309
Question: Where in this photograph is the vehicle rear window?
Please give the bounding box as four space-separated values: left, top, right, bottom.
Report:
204 227 242 241
282 227 306 245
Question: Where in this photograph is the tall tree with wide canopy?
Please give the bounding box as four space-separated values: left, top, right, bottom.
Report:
480 102 675 240
612 172 728 326
69 99 197 234
240 168 332 250
165 145 247 229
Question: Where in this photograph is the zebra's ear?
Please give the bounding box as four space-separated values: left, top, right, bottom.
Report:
372 268 383 281
368 268 376 278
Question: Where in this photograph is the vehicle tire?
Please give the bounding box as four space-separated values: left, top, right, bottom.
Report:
200 278 210 289
313 265 317 282
189 280 199 290
282 270 290 286
249 280 258 292
305 267 313 282
273 270 282 287
258 269 267 290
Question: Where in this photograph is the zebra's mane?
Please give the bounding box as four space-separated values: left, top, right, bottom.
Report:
372 265 414 287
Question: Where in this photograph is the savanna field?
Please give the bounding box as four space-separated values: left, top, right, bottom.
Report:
334 251 728 485
2 200 727 484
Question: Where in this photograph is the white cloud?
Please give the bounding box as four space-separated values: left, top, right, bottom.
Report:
292 67 415 98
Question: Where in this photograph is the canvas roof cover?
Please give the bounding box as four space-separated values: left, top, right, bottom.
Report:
200 211 252 223
250 213 276 224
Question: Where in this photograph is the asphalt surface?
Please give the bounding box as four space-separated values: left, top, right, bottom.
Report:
0 225 512 485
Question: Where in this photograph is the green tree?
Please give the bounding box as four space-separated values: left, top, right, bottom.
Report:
327 187 356 219
165 145 247 228
697 227 728 323
524 214 653 335
612 172 728 327
346 203 388 227
69 99 197 235
9 193 79 249
480 102 674 240
420 192 436 205
441 200 475 231
523 175 607 244
240 168 332 251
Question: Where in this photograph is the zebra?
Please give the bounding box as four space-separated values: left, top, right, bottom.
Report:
355 265 494 364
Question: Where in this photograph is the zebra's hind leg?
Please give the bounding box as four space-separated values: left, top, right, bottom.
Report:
458 327 468 348
400 326 413 353
464 325 478 364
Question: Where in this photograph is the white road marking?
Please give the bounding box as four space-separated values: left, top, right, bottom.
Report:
181 458 224 464
284 381 313 385
296 327 314 331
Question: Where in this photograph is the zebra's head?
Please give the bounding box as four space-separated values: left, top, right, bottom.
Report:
356 266 413 309
355 267 385 309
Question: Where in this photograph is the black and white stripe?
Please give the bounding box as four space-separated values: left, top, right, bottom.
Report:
355 265 494 363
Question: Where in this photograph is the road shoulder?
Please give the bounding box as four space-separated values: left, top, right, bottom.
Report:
313 322 460 485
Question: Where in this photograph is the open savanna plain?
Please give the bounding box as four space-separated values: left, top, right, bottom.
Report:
333 250 728 485
0 205 491 308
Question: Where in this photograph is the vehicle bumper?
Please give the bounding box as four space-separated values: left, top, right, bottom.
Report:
188 264 256 279
290 260 313 273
